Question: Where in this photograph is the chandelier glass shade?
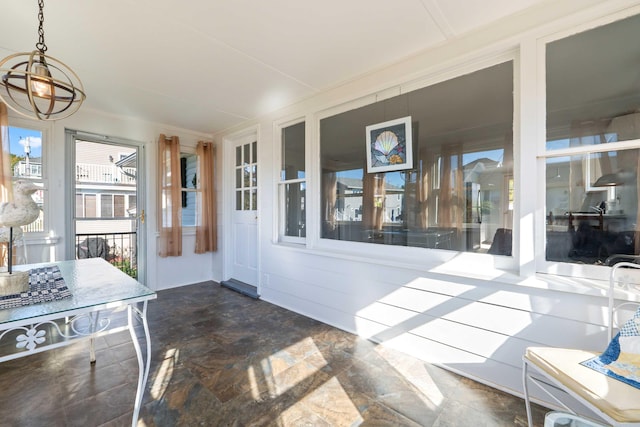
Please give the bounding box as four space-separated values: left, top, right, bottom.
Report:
0 0 85 121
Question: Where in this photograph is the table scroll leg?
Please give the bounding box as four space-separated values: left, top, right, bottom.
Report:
128 301 151 427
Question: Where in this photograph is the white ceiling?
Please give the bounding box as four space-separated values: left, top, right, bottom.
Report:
0 0 575 134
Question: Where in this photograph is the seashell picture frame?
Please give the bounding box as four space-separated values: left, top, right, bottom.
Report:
365 116 413 173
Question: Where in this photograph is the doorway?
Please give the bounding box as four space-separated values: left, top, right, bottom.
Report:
223 130 259 292
65 131 146 284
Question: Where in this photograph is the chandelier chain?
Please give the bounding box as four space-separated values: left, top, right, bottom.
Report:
35 0 47 53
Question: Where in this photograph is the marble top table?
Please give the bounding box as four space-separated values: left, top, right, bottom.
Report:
0 258 157 426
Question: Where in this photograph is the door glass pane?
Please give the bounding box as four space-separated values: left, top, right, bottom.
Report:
252 141 257 164
75 139 138 279
236 191 242 210
243 167 250 187
236 168 242 189
251 165 257 186
243 143 250 165
251 189 257 210
236 146 242 166
244 190 250 210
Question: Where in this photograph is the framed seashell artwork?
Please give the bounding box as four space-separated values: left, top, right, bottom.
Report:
365 116 413 173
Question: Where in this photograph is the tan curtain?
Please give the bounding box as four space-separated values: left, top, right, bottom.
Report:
363 173 386 230
195 141 217 253
0 103 11 203
156 134 182 257
416 147 432 229
438 145 463 230
322 170 337 235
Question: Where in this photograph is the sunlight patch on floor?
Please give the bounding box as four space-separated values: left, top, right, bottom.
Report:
260 337 327 398
278 376 363 426
151 347 179 400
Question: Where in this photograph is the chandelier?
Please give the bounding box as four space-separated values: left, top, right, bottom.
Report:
0 0 85 120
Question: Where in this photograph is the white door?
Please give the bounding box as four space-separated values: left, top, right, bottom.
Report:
229 135 258 286
66 131 146 284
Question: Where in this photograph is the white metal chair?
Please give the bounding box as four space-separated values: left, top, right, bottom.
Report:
523 262 640 427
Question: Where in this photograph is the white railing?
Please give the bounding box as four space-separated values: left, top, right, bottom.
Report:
13 161 136 185
75 163 136 184
13 162 42 178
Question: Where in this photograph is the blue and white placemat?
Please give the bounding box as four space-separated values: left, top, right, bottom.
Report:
581 306 640 390
0 265 71 309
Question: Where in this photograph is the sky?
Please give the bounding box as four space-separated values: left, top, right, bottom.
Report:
8 126 42 158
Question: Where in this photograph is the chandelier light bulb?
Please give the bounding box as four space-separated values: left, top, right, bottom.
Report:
30 62 53 98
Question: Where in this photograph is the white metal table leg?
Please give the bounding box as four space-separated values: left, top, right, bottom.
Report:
128 301 151 427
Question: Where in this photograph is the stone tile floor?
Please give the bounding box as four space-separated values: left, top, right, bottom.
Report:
0 281 548 426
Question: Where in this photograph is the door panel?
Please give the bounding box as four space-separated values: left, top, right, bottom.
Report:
230 138 258 286
69 134 145 282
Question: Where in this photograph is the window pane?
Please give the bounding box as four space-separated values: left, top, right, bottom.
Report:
283 182 306 237
22 189 44 233
182 191 196 226
320 62 514 254
546 149 639 265
546 14 640 150
282 122 305 180
128 194 136 216
76 194 84 218
8 127 42 179
85 194 96 218
180 153 197 189
114 195 125 217
101 194 113 217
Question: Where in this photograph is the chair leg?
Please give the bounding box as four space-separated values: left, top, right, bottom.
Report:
522 359 534 427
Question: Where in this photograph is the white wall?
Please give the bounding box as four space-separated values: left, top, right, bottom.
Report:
213 0 640 404
12 106 222 291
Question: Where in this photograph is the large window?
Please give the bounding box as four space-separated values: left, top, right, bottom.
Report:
545 14 640 266
8 125 46 233
320 61 514 254
279 121 306 240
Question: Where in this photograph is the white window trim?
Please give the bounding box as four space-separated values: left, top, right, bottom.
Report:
274 117 307 245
